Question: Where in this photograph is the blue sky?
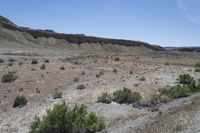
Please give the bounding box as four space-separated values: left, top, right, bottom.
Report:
0 0 200 47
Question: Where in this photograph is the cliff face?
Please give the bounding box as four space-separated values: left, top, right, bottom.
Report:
0 15 164 52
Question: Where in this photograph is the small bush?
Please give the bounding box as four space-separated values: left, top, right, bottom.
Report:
112 88 141 104
194 62 200 68
73 60 78 65
40 64 46 69
187 80 200 92
31 59 38 64
113 68 118 74
7 62 13 66
150 105 160 112
129 70 133 74
60 66 65 70
167 85 191 99
165 62 170 65
178 74 194 84
114 57 120 61
73 77 80 82
9 58 15 62
18 61 23 66
139 76 146 81
53 89 62 99
97 92 112 104
29 102 105 133
1 72 18 83
195 68 200 72
76 84 86 90
44 59 49 63
96 73 100 78
0 59 5 63
81 71 85 75
13 96 28 108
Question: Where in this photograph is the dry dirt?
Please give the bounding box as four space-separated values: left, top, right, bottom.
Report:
0 45 200 133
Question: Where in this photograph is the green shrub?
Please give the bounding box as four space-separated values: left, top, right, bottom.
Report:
73 60 78 65
7 62 13 66
97 92 112 104
18 61 23 66
73 77 80 82
81 71 85 75
1 72 18 83
113 68 118 74
29 102 105 133
195 68 200 72
0 59 5 63
114 57 120 61
13 96 28 108
9 58 15 62
76 84 86 90
40 64 46 69
150 105 160 112
165 62 169 65
178 74 194 84
139 76 146 81
53 89 62 99
31 59 38 64
129 70 133 74
167 85 191 99
60 66 65 70
44 59 49 63
112 88 141 104
187 80 200 92
96 73 100 78
194 62 200 68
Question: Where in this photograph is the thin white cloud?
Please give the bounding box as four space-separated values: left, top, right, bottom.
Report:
177 0 187 11
177 0 200 24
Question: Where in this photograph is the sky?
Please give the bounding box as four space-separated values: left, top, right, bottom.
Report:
0 0 200 47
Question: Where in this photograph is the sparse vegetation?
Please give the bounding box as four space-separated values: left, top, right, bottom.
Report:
7 62 13 66
73 77 80 82
150 105 160 112
60 66 65 70
1 72 18 83
96 73 100 78
114 57 120 61
165 62 169 65
29 102 105 133
139 76 146 81
0 58 5 63
18 61 23 66
194 62 200 68
178 74 194 84
113 68 118 74
112 87 141 104
44 59 49 63
73 60 78 65
96 70 104 78
195 68 200 72
53 89 62 99
9 58 15 62
81 71 85 75
158 74 200 100
31 59 38 64
167 85 191 99
40 64 46 69
76 84 86 90
129 70 133 74
97 92 112 104
13 96 28 108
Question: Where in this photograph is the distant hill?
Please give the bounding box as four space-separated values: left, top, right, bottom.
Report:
164 46 200 52
0 15 164 51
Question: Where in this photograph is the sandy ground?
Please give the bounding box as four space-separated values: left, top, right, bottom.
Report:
0 47 200 133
